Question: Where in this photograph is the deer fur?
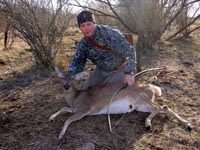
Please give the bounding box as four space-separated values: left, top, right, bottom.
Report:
49 70 192 141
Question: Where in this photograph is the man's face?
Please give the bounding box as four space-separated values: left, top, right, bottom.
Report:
79 21 95 37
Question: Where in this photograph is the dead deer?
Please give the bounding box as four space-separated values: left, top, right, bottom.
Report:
49 67 192 141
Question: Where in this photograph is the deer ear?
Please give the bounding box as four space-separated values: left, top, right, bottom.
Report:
55 67 64 79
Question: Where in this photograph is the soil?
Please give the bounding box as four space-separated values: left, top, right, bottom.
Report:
0 32 200 150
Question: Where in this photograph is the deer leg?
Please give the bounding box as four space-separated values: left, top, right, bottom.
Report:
159 105 192 131
145 110 160 130
58 110 91 141
49 107 73 122
145 102 161 130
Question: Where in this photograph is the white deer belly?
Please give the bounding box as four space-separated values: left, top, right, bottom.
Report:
93 97 134 115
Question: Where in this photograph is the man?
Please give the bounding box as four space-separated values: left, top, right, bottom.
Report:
65 10 137 90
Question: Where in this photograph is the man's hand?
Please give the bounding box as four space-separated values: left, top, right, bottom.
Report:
124 74 135 86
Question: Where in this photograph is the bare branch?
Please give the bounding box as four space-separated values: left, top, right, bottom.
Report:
160 0 187 36
166 14 200 40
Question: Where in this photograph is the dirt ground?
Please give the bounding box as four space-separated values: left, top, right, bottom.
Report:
0 30 200 150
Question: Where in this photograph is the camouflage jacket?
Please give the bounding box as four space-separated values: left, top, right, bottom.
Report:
67 25 136 75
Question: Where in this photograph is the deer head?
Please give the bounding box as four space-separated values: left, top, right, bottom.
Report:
54 67 83 90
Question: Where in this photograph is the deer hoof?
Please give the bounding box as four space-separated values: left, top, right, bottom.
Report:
146 125 151 131
48 118 53 124
58 137 65 144
48 120 53 126
49 115 56 123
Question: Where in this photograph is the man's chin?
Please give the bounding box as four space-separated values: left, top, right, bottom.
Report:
84 33 93 37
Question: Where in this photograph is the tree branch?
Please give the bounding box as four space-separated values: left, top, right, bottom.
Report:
166 14 200 40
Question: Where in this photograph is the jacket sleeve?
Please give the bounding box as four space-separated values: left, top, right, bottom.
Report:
106 27 137 74
67 40 87 75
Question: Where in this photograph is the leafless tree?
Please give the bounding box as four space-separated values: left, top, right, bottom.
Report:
0 0 73 68
0 13 15 50
167 0 200 40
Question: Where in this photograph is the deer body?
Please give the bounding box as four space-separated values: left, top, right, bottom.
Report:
70 83 160 115
49 81 191 141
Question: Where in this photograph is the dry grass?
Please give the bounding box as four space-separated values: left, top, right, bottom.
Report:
0 28 200 150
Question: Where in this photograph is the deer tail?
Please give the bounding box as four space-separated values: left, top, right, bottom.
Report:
148 84 162 96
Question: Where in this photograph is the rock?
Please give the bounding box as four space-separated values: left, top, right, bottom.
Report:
182 61 194 67
75 142 95 150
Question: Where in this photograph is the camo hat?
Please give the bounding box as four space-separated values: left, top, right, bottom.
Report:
77 11 95 27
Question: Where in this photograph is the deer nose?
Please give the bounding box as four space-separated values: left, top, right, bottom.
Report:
63 83 70 90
